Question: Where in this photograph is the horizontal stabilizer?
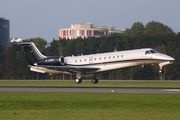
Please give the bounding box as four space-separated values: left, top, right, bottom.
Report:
30 66 46 73
30 66 71 74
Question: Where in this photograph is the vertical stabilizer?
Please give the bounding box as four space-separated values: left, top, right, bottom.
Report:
19 42 47 65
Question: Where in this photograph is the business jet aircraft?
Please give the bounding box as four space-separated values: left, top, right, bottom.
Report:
18 42 174 84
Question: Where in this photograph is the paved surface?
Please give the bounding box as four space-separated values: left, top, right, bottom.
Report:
0 86 180 94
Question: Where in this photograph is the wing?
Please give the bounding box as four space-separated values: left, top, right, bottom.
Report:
40 65 100 73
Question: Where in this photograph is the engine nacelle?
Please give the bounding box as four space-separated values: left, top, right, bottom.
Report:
36 56 65 66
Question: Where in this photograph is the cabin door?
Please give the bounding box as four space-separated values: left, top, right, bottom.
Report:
89 57 93 64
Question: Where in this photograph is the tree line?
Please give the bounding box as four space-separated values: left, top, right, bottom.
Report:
0 21 180 80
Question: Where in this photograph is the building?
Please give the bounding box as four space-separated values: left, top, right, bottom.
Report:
96 26 124 35
11 37 22 43
59 23 124 40
0 17 10 47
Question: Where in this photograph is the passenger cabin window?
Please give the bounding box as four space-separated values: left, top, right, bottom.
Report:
99 57 101 60
75 60 77 63
104 57 106 60
84 59 86 62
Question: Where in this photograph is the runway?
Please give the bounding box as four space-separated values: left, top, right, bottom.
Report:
0 86 180 94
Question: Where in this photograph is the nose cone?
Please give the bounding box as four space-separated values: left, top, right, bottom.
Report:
168 56 175 61
160 54 175 61
163 54 175 61
152 54 175 61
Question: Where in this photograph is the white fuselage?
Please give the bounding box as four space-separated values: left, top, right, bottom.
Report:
64 48 174 73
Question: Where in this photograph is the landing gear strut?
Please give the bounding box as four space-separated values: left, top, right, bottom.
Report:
159 61 172 73
159 62 168 80
159 62 166 75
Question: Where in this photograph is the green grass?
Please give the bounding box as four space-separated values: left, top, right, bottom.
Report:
1 80 180 88
0 93 180 120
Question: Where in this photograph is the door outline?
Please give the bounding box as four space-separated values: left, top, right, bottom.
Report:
89 57 93 64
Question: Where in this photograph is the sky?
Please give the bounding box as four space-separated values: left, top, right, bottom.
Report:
1 0 180 42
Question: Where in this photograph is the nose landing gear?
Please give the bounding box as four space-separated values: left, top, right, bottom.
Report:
158 61 172 80
159 61 172 75
159 69 164 74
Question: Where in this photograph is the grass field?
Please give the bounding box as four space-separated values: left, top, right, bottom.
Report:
0 93 180 120
0 80 180 120
1 80 180 88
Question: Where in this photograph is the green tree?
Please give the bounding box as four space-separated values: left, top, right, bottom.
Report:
144 21 174 35
4 45 21 79
128 22 145 37
0 44 5 78
46 39 61 56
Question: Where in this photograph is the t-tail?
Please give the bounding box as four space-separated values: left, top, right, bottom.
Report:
17 42 47 65
18 42 64 66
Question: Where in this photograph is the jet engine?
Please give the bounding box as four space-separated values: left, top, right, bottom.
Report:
36 56 65 66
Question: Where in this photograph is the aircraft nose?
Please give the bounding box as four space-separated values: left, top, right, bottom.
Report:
169 56 175 61
163 55 175 61
166 55 175 61
156 54 175 61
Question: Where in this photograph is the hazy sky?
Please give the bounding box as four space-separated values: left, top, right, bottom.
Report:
1 0 180 42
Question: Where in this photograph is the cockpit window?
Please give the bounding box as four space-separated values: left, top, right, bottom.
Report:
145 50 158 55
145 51 150 55
150 50 158 54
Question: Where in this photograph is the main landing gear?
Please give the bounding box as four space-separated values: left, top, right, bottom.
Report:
75 71 99 84
75 71 84 83
75 78 99 84
75 78 82 83
91 78 99 84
